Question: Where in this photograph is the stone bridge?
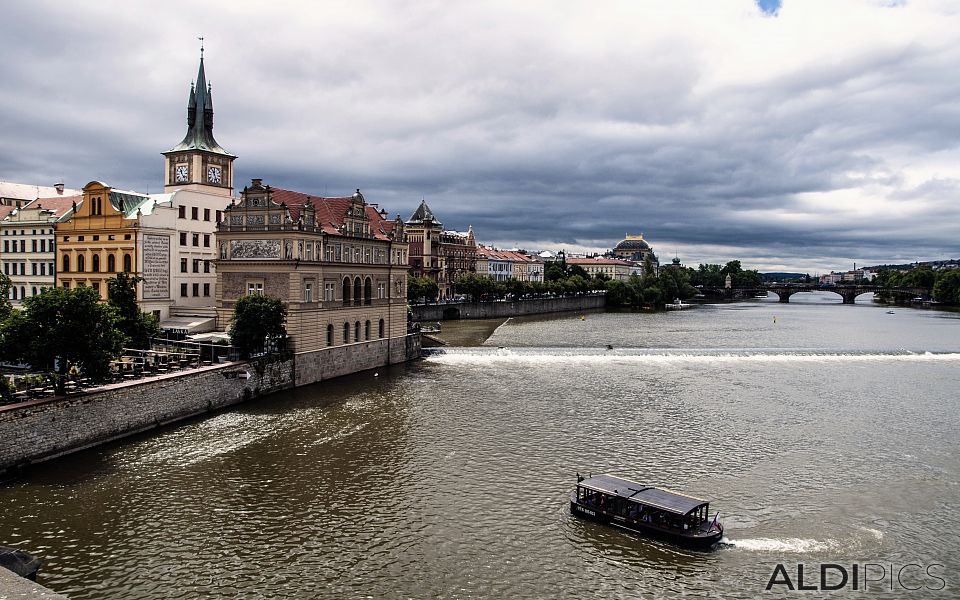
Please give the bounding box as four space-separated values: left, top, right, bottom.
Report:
705 284 928 304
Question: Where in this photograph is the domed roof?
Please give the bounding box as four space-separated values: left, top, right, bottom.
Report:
614 234 650 251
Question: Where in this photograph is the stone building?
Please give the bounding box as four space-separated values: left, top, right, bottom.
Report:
0 181 80 209
567 256 636 281
405 200 476 299
214 179 409 353
1 195 79 305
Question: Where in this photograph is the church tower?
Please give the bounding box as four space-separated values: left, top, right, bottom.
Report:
162 47 236 196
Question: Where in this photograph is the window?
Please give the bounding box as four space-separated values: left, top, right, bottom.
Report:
192 259 200 273
92 235 99 241
203 283 210 297
355 321 361 341
124 234 131 240
343 322 349 343
342 277 351 305
203 234 210 247
365 320 370 340
40 239 46 252
92 254 100 272
378 282 386 299
179 206 186 218
192 283 199 297
62 281 69 288
203 260 210 273
40 263 45 276
379 318 385 338
2 241 6 252
10 287 16 300
247 282 264 296
192 233 199 246
327 324 334 346
31 287 37 297
364 277 372 305
49 262 54 274
204 208 210 221
31 240 37 252
180 283 188 297
76 236 83 243
107 255 116 272
304 282 313 302
324 283 335 301
32 263 37 276
92 282 99 296
2 263 7 275
216 210 222 223
123 254 132 272
353 278 361 305
62 255 70 272
191 206 198 220
179 232 187 245
180 258 188 273
77 254 85 272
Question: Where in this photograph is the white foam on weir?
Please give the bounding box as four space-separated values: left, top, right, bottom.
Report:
423 347 960 366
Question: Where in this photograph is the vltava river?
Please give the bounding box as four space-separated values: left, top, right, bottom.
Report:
2 294 958 598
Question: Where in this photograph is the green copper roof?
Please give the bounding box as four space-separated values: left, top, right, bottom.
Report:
167 55 232 156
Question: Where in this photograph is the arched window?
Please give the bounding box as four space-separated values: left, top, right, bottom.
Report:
364 277 372 305
31 287 37 297
379 318 385 338
342 277 351 305
343 322 350 343
365 320 370 340
123 254 132 272
19 287 25 299
92 254 100 273
11 287 16 300
107 254 116 272
327 324 334 347
355 321 361 341
77 254 85 273
353 278 362 306
62 254 70 273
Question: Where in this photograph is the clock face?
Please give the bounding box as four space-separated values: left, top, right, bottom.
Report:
207 166 222 184
174 165 188 182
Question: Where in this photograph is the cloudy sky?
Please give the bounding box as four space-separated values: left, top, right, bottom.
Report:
2 0 959 273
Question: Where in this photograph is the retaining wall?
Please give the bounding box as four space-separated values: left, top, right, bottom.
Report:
412 294 606 321
0 334 420 476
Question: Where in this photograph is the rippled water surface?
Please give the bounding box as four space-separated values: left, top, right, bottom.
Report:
2 294 959 598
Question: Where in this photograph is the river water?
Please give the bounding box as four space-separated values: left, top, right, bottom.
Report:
1 294 958 598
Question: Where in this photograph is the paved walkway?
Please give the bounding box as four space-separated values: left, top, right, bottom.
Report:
0 567 68 599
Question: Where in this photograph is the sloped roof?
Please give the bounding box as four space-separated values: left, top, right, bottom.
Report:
167 56 232 156
20 195 82 219
407 200 440 226
0 205 16 220
578 474 709 515
568 257 634 266
0 181 81 201
270 188 395 240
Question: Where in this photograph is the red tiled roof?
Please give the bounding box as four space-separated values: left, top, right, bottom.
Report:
270 188 394 240
0 205 15 220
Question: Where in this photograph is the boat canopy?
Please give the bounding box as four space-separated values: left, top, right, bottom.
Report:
578 474 709 516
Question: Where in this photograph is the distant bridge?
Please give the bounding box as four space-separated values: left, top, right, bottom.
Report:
703 284 928 304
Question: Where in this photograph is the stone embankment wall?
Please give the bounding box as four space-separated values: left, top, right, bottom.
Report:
412 294 606 321
0 334 420 476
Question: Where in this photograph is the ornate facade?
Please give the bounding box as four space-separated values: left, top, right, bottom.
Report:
405 200 476 299
215 179 409 352
1 195 78 305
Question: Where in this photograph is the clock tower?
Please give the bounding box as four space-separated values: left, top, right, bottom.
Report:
162 49 236 196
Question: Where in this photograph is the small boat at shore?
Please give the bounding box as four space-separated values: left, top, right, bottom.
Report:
570 474 723 549
665 298 690 310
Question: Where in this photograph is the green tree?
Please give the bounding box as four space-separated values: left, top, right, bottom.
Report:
107 272 159 349
0 273 12 322
933 270 960 304
407 276 440 302
544 262 567 282
228 294 288 359
454 272 496 301
1 287 124 389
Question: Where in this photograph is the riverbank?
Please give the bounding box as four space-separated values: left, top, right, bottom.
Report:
0 333 420 477
411 294 606 322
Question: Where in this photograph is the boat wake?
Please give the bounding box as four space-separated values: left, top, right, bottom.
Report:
723 536 841 553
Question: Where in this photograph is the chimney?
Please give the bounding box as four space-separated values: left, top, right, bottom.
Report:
55 182 65 195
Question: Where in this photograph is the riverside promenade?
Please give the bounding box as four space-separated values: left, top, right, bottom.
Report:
411 294 606 322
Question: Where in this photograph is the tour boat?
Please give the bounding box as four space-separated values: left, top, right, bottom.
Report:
570 474 723 549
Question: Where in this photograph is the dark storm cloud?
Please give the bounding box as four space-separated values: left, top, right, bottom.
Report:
2 0 959 272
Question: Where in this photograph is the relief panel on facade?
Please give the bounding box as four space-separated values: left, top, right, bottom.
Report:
142 234 170 299
230 239 281 259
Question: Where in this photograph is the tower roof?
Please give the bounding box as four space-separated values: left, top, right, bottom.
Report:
406 199 441 226
167 52 233 156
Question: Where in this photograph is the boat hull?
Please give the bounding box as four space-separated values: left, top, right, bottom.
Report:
570 500 722 550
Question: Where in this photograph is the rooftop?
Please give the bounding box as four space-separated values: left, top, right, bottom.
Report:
577 474 709 515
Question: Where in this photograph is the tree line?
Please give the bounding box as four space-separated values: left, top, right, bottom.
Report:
874 266 960 304
407 258 763 308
